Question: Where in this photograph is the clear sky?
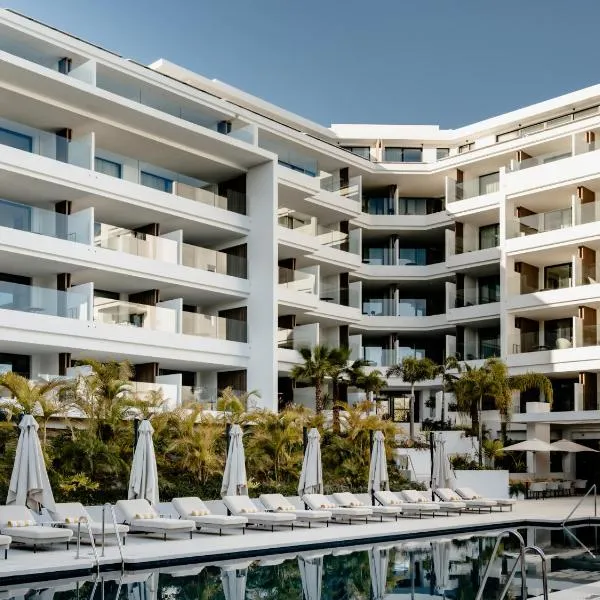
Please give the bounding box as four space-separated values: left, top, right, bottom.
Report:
6 0 600 128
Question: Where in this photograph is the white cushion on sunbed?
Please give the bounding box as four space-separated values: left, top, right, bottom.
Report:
1 525 72 541
223 496 296 522
397 491 441 511
259 494 331 520
50 502 129 535
455 487 515 505
416 491 465 509
374 491 403 506
0 535 10 546
332 492 368 508
0 506 38 528
172 497 247 526
437 488 496 507
116 499 194 531
303 494 372 516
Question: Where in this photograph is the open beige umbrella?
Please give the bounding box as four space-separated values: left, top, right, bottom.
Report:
503 438 554 452
550 439 599 453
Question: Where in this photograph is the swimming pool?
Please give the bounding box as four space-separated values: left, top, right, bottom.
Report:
2 525 599 600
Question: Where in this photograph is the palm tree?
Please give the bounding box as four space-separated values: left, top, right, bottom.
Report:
386 356 437 439
290 345 338 413
354 369 387 412
0 372 71 448
433 354 462 424
217 387 260 423
451 358 552 465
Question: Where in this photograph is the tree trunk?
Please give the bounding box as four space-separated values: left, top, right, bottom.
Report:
478 394 483 467
409 384 415 440
315 379 323 413
500 420 508 444
470 399 479 437
333 404 340 433
441 387 446 424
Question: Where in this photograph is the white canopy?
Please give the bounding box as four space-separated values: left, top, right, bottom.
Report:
128 419 159 505
503 438 554 452
368 431 389 495
550 439 599 453
431 434 455 490
369 545 390 600
298 428 323 496
7 414 56 512
221 424 248 497
298 553 323 600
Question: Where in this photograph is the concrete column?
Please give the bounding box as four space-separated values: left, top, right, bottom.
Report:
525 402 551 476
246 160 278 411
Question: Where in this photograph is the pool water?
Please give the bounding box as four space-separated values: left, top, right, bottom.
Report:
3 526 600 600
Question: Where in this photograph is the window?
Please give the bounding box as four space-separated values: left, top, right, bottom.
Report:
362 246 392 265
397 298 426 316
141 171 173 193
544 263 572 290
363 197 394 215
436 148 450 160
0 199 31 232
479 328 500 359
479 223 499 249
478 172 500 195
0 127 32 152
458 142 474 154
478 275 500 304
94 157 122 178
341 146 371 160
383 147 422 163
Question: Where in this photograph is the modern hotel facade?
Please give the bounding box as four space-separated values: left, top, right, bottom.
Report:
0 9 599 450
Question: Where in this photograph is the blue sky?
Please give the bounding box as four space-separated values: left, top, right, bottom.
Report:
7 0 600 128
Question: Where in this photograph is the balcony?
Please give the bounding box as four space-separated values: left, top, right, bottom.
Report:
95 224 247 279
319 175 362 205
458 340 501 361
359 347 426 368
277 267 317 311
447 291 500 324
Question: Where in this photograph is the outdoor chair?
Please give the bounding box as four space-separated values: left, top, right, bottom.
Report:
259 494 331 526
222 495 296 531
413 490 466 514
116 499 194 540
302 493 372 523
528 482 547 499
0 505 72 552
546 481 560 497
574 479 588 494
454 487 515 511
559 481 573 496
49 502 129 544
375 490 443 518
172 497 247 535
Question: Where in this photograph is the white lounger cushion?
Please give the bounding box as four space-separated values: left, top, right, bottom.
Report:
374 491 404 506
223 496 296 523
303 494 372 516
416 491 465 510
116 499 194 531
1 526 72 541
398 491 442 511
50 502 129 536
333 492 398 516
259 494 331 520
436 488 496 507
455 487 515 506
172 497 247 527
0 535 10 546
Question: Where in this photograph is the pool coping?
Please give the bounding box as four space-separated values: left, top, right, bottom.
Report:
2 514 599 586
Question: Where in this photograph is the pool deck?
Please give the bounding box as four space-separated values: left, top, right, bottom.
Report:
0 496 597 585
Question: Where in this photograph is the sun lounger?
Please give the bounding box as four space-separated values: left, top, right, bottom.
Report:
374 490 440 518
0 505 73 552
302 493 372 523
259 494 331 527
116 499 194 540
393 490 445 517
0 535 9 559
172 497 247 535
413 490 466 514
222 495 296 531
333 492 402 521
454 487 515 511
48 502 129 544
434 488 496 512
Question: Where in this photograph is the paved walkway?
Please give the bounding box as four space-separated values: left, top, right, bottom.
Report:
0 496 596 585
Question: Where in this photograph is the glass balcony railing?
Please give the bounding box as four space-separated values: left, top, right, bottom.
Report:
0 117 92 169
447 176 500 203
319 175 362 204
508 149 573 172
0 281 89 319
362 298 427 317
513 324 600 353
320 286 360 308
278 268 316 294
454 292 500 308
0 198 92 244
93 298 178 333
172 182 246 214
94 224 247 279
508 207 572 238
277 327 317 350
459 341 501 360
181 311 247 342
361 346 426 367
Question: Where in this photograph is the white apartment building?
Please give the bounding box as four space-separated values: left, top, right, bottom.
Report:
0 10 599 476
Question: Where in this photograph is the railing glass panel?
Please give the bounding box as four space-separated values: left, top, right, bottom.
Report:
278 268 316 293
93 298 177 333
0 282 89 319
181 312 247 342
